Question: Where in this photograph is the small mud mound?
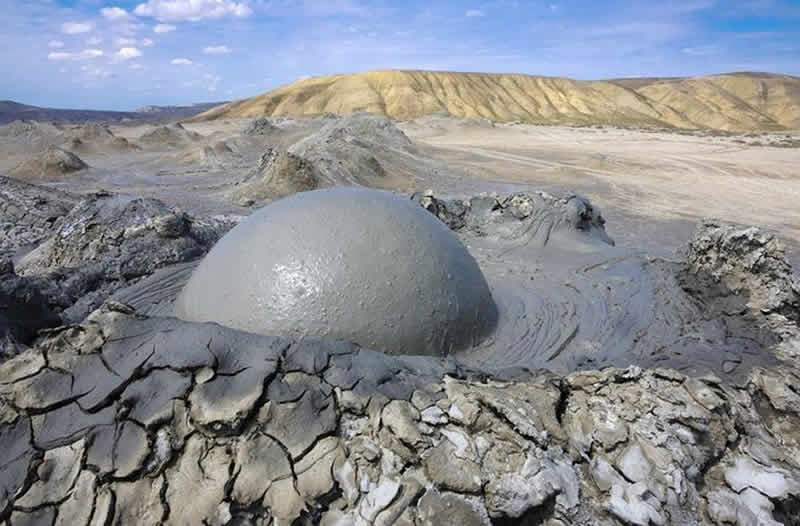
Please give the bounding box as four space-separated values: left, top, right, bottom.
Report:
170 139 242 167
288 113 412 187
7 146 88 180
71 123 114 141
231 147 319 204
60 124 139 154
138 123 202 148
0 120 64 153
243 117 279 136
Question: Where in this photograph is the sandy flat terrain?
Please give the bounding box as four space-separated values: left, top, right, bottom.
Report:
400 122 800 263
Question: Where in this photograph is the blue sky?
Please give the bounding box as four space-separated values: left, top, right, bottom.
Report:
1 0 799 110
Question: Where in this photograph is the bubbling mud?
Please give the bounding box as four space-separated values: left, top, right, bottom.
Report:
174 187 498 356
161 187 789 381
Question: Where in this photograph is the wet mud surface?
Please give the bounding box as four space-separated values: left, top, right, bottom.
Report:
1 114 800 525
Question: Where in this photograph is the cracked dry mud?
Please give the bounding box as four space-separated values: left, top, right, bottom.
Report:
2 186 800 525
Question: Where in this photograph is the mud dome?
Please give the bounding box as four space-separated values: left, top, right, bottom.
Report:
174 187 498 356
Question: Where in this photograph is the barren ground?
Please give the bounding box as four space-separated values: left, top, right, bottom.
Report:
399 121 800 264
3 116 798 265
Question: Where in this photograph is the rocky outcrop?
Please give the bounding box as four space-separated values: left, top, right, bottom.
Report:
412 189 614 247
686 219 800 322
0 259 60 357
14 193 235 323
244 117 280 136
0 176 78 259
0 300 797 525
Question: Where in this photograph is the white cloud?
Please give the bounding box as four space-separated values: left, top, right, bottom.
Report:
62 21 95 34
171 57 193 65
48 40 65 49
115 37 137 47
47 49 104 61
115 47 143 61
203 73 222 92
142 38 154 47
130 63 144 70
153 23 176 33
681 45 719 56
134 0 252 21
87 36 103 46
81 64 111 78
101 7 130 21
203 45 232 55
465 9 485 17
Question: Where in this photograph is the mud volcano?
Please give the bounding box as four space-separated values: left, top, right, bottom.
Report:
174 187 498 356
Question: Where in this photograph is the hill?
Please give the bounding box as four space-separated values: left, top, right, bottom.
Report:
0 100 227 125
192 70 800 131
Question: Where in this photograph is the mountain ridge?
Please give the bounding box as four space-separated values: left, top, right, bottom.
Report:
192 70 800 131
0 100 228 125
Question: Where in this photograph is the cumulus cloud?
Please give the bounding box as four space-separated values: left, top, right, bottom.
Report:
203 45 232 55
48 40 65 49
87 36 103 46
142 38 155 47
171 57 193 65
134 0 252 21
465 9 485 17
62 21 95 34
130 63 144 70
101 7 130 21
47 49 104 61
153 23 176 33
115 47 143 61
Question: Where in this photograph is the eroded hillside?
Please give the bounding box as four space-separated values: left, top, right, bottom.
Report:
193 70 800 131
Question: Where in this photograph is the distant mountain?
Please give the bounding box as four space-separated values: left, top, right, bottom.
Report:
191 69 800 132
0 100 228 125
133 102 225 115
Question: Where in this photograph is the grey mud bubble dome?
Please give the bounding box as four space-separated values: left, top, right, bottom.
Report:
174 187 498 356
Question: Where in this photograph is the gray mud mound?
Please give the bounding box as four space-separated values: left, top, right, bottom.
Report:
0 120 64 154
173 138 243 167
138 122 202 148
6 146 88 180
15 193 234 322
62 124 139 154
288 112 414 187
175 188 497 356
229 146 319 204
0 176 78 259
70 122 114 141
243 116 280 136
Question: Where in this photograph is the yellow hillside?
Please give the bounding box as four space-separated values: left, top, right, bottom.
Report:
193 70 800 131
